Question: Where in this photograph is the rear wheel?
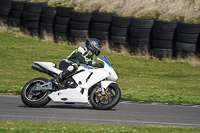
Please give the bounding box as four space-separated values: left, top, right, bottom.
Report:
90 83 121 110
21 78 51 107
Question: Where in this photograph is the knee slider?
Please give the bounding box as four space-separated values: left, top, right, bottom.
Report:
67 65 75 72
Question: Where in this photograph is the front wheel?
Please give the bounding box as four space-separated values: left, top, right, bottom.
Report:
90 83 121 110
21 78 51 107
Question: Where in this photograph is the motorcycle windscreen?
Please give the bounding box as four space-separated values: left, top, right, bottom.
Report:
97 56 112 67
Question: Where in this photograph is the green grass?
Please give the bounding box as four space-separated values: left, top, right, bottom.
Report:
0 121 200 133
0 31 200 104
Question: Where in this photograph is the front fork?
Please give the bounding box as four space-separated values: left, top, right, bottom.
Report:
100 81 116 94
100 83 106 95
96 81 117 96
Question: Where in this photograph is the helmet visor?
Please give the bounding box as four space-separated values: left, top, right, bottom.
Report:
95 49 101 56
94 43 101 56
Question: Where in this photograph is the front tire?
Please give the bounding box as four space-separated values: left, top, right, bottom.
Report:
90 83 121 110
21 78 51 107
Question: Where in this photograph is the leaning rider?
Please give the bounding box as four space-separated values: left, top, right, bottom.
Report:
51 38 103 89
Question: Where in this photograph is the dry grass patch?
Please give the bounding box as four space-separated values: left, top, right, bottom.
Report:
33 0 200 22
39 30 55 43
175 56 200 67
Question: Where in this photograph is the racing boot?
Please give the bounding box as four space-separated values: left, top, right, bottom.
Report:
51 65 77 89
51 74 64 90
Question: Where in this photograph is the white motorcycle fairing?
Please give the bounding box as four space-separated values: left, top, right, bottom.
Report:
33 62 62 75
35 56 118 104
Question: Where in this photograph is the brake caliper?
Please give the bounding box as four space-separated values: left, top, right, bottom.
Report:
96 88 110 100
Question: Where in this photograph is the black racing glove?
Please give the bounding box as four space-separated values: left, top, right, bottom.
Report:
88 61 93 66
96 63 104 68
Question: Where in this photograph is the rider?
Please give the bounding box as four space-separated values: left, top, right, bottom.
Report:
51 38 103 89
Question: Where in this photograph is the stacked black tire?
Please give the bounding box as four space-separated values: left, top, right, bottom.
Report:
0 0 12 23
39 6 56 37
151 20 177 58
22 2 46 36
54 6 73 42
9 1 24 26
90 10 115 44
69 10 92 43
175 22 200 58
129 17 154 55
2 1 200 60
110 15 131 51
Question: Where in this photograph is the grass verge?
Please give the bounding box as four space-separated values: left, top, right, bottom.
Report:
0 121 200 133
0 25 200 105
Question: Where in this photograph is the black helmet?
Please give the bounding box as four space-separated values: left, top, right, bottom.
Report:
85 38 102 56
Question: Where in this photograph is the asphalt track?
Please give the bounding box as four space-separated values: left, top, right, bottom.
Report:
0 95 200 127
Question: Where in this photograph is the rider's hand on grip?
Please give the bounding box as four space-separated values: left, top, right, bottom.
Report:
96 63 104 68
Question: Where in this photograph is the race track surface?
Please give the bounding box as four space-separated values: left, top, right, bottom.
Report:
0 95 200 127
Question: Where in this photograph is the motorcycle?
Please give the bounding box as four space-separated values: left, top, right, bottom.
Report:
21 56 121 110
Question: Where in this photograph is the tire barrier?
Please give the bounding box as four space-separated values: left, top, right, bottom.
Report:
0 0 12 23
129 17 154 55
54 6 73 43
22 2 47 36
1 1 200 59
90 10 115 44
175 22 200 58
9 1 24 26
39 6 56 37
151 20 177 58
110 15 130 51
69 10 91 43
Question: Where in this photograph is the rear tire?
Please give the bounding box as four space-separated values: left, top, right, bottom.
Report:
90 83 121 110
21 78 51 107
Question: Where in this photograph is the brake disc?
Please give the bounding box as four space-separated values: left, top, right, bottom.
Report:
96 88 112 102
30 83 42 96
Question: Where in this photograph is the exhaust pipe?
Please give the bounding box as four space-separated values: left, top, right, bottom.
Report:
31 63 44 73
31 63 56 77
